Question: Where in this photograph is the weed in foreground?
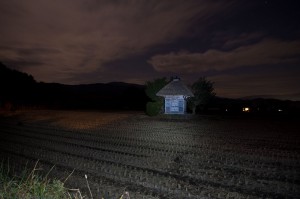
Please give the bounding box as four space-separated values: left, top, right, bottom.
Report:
0 160 84 199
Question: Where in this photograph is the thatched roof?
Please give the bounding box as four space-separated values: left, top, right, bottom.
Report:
156 79 194 97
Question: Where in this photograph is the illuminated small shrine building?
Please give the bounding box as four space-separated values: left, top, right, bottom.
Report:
156 77 194 114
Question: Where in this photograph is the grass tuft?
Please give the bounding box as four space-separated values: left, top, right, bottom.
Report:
0 160 84 199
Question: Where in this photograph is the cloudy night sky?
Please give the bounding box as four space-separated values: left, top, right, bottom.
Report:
0 0 299 100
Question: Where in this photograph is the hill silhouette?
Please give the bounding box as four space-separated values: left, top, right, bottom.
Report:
0 62 148 110
1 62 299 115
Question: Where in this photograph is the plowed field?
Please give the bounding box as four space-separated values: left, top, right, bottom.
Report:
1 110 299 198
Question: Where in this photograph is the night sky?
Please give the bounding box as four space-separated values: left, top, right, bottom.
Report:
0 0 299 100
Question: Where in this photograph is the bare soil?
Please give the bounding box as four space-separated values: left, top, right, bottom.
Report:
0 110 299 198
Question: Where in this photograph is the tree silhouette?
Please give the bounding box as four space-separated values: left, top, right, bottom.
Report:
0 62 37 109
188 77 216 114
145 77 169 116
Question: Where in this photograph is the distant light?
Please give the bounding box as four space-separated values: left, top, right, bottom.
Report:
278 109 283 112
243 107 250 112
225 109 228 112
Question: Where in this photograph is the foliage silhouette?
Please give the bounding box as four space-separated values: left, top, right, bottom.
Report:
0 62 147 110
188 77 216 114
145 77 169 116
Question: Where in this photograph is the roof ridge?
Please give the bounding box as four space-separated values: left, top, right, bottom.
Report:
156 79 194 97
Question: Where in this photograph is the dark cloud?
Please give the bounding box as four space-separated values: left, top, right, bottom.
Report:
0 0 229 83
210 67 300 99
211 31 266 50
0 0 299 98
149 39 300 73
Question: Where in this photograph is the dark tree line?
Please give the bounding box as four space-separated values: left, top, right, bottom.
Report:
0 62 148 111
2 62 299 115
144 76 300 116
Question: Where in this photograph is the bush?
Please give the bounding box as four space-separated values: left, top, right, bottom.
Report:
146 101 161 116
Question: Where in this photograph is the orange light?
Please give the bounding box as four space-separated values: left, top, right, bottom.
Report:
243 107 250 112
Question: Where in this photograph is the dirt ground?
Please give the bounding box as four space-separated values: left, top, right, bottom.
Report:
1 110 299 198
0 110 140 129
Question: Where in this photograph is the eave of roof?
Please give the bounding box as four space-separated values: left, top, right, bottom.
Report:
156 79 194 97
